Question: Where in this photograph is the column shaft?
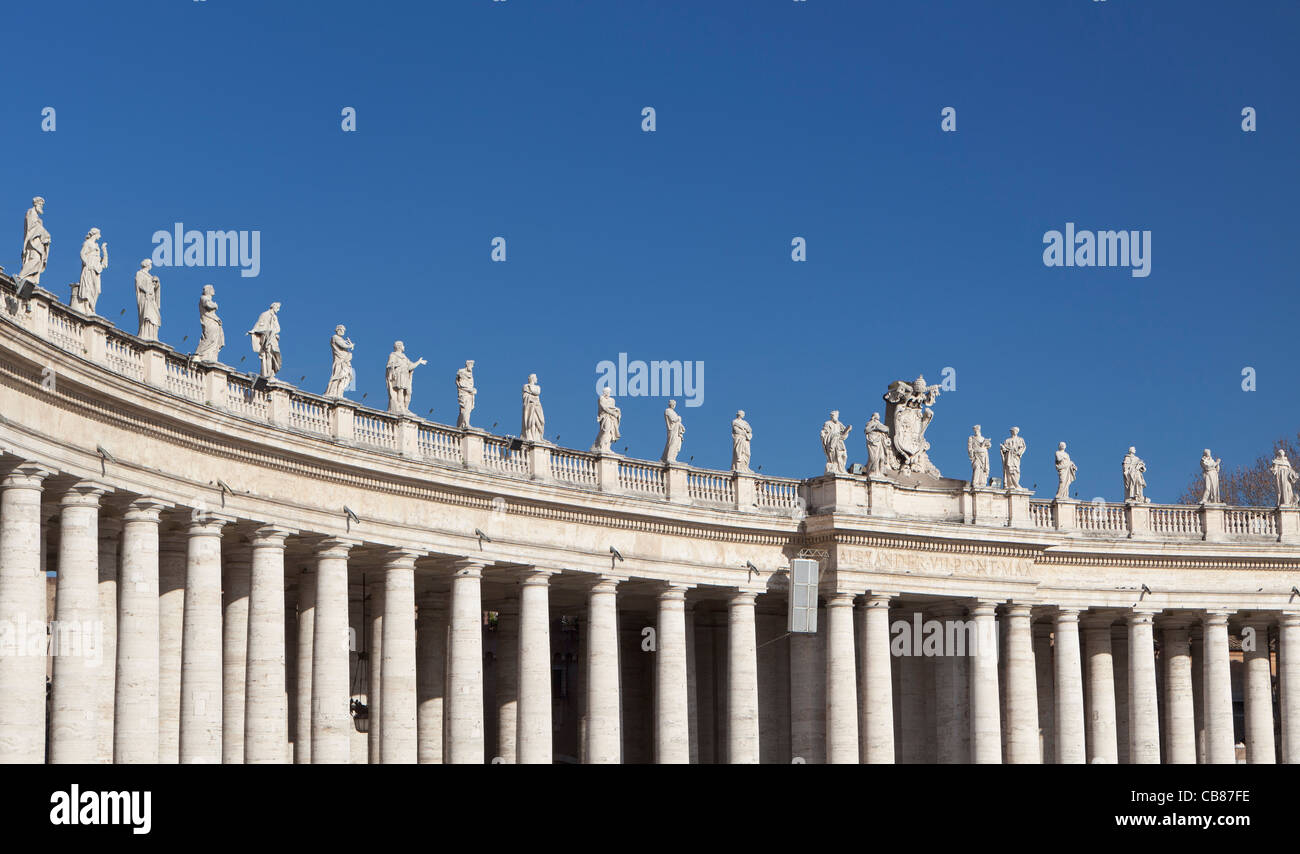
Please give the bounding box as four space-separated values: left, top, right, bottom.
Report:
1054 609 1086 763
221 548 251 763
655 585 690 763
1162 623 1196 764
244 527 291 763
1004 604 1039 763
969 601 1001 763
1084 618 1118 763
860 594 894 763
380 551 418 763
585 578 621 763
1128 612 1160 763
1203 612 1236 764
727 592 760 763
311 540 354 763
824 592 858 763
1243 618 1275 764
416 593 447 763
1281 614 1300 764
114 500 166 764
446 561 485 764
517 571 553 764
179 517 227 763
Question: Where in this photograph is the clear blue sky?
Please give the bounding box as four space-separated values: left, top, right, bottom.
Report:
6 1 1297 502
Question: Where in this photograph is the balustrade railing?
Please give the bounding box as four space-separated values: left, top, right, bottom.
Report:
1029 500 1053 528
756 477 800 510
551 448 598 486
688 470 734 504
483 436 528 475
104 336 144 381
226 376 270 420
1150 505 1202 536
164 355 203 401
46 306 85 354
288 394 329 435
418 423 463 463
354 411 398 450
618 460 666 496
1076 502 1126 532
1225 508 1277 537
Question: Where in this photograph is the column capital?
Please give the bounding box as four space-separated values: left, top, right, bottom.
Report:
1126 609 1158 626
123 496 172 523
1002 602 1035 619
447 556 488 576
1054 606 1083 623
657 582 689 602
1 460 55 489
826 590 857 605
1080 612 1117 629
863 592 896 609
58 479 112 507
587 575 622 595
382 547 423 569
969 599 1000 618
728 589 759 607
315 536 360 559
1202 610 1233 627
251 524 297 548
1279 611 1300 628
187 514 233 536
520 567 558 586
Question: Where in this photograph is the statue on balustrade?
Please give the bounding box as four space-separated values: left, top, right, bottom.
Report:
662 399 685 463
135 259 161 341
248 302 282 380
821 411 852 474
456 360 477 428
731 410 753 473
1000 427 1026 490
1122 446 1148 502
17 197 51 285
521 373 545 441
1055 442 1076 499
591 386 621 453
968 425 991 487
385 340 426 414
864 412 891 477
1272 449 1298 507
72 228 107 314
195 285 224 363
324 325 355 399
1200 449 1222 504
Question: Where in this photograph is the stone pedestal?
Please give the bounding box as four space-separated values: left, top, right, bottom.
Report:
1007 488 1031 528
527 442 552 481
1279 508 1300 543
865 477 894 516
1125 501 1151 537
1052 498 1076 531
665 463 689 504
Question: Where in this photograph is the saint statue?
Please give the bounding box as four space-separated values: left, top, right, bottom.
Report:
731 410 753 473
662 399 685 464
1122 447 1148 503
456 360 477 428
385 340 426 414
195 285 224 363
135 259 161 341
248 302 282 379
864 412 891 477
1272 449 1297 507
1000 427 1026 490
1055 442 1077 499
521 373 545 441
325 325 355 399
72 228 107 314
18 196 50 285
590 386 621 453
1200 449 1222 504
968 425 991 487
820 411 852 474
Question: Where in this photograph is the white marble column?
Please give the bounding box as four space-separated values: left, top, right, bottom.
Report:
685 601 700 764
415 590 448 764
113 498 168 764
969 600 1001 763
1281 612 1300 764
1111 624 1130 763
366 575 384 764
179 515 229 763
1033 622 1055 764
825 591 859 764
0 463 53 764
446 559 485 764
655 583 690 763
95 517 121 764
294 567 315 764
49 481 110 764
311 538 356 763
380 550 419 764
221 544 251 764
727 590 760 763
789 628 822 764
517 569 555 764
1162 620 1196 764
1054 607 1086 763
1242 616 1275 764
158 532 187 763
244 526 292 763
1128 610 1160 763
1004 603 1039 764
1203 611 1236 764
1083 615 1118 764
860 593 894 763
494 597 518 763
585 577 621 763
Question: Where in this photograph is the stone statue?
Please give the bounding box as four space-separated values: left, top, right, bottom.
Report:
134 259 161 341
195 285 224 363
1272 449 1297 507
662 399 685 464
882 375 941 476
1122 447 1148 503
324 325 355 398
820 411 852 474
590 386 621 453
385 340 426 414
248 302 282 380
17 197 50 285
968 425 991 487
1000 427 1026 490
1200 449 1222 504
72 228 107 314
864 412 891 477
456 360 477 428
731 410 753 473
521 373 545 441
1055 442 1076 499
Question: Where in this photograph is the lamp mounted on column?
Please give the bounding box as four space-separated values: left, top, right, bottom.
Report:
344 505 361 532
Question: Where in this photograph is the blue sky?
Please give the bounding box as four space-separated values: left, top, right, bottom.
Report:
6 1 1298 502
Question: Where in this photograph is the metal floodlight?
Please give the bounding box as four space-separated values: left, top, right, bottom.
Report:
343 506 361 528
475 528 493 544
609 546 624 562
787 558 819 634
216 479 234 507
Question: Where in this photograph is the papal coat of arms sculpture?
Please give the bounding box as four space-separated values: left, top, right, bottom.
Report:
881 374 943 481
